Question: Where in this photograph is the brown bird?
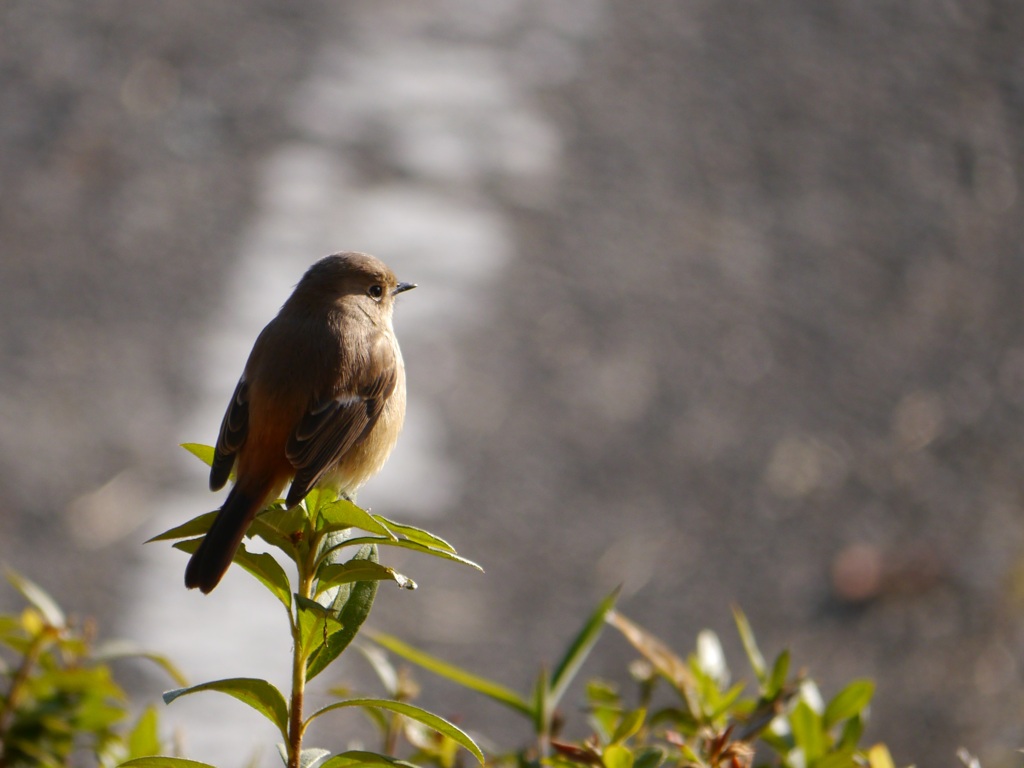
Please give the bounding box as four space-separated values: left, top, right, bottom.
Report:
184 252 415 593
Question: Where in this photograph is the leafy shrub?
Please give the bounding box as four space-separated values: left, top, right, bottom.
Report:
2 443 908 768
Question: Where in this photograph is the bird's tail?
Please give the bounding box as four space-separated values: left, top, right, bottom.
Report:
184 484 265 593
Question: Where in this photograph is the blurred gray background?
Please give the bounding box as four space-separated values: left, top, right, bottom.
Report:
4 1 1024 765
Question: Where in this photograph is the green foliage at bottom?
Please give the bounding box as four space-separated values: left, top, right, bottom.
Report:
371 601 904 768
0 443 917 768
0 570 184 767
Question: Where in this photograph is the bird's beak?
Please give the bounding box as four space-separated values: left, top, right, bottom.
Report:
393 282 417 296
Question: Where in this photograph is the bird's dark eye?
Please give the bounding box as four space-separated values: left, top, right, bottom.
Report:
368 284 384 300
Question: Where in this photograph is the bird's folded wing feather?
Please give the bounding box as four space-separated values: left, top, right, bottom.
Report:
210 376 250 491
285 337 398 506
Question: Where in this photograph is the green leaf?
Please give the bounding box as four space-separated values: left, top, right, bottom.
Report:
318 499 397 539
118 759 217 768
126 706 161 758
306 698 484 765
767 649 790 698
163 677 289 739
633 747 666 768
147 512 217 543
371 516 458 553
708 681 747 721
6 569 65 626
678 743 703 765
248 504 305 558
823 680 875 728
296 595 345 660
837 713 865 751
603 744 634 768
790 700 825 763
814 748 858 768
732 605 767 684
306 545 380 681
233 547 293 608
327 536 484 571
587 678 621 704
305 486 335 517
172 539 292 608
180 442 216 469
317 561 415 591
611 708 647 744
369 632 532 716
316 528 360 605
320 751 410 768
531 666 550 734
550 589 620 709
866 744 896 768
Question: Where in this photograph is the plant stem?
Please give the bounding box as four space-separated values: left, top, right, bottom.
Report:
287 554 317 768
288 630 307 768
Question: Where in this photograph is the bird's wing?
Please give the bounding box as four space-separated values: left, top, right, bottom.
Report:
210 376 250 491
284 335 398 506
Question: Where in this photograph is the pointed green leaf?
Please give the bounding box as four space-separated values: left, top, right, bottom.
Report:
603 744 634 768
532 666 550 733
708 681 747 721
815 748 858 768
633 747 666 768
6 569 65 626
678 744 702 764
369 632 532 716
314 534 351 613
550 588 620 708
611 708 647 744
823 680 875 728
248 504 305 558
118 758 217 768
163 677 289 739
732 605 767 684
324 536 484 571
372 516 458 553
305 487 332 517
173 539 292 608
867 744 896 768
320 751 410 768
147 512 217 543
316 561 415 592
126 706 161 758
790 700 825 763
233 547 293 608
318 499 397 539
306 545 380 681
296 595 345 660
767 650 790 698
305 698 483 765
181 442 216 468
837 713 865 750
